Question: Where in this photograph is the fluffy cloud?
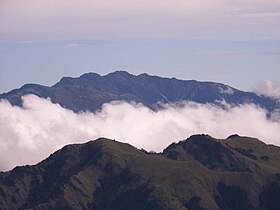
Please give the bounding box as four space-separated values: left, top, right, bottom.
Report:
0 94 280 171
254 80 280 100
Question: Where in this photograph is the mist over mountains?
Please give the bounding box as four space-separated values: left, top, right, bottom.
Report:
1 71 280 209
0 71 280 171
2 0 280 207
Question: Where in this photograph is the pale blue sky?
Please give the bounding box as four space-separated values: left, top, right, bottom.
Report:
0 0 280 93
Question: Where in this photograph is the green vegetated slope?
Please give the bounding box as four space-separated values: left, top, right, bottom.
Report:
0 134 280 210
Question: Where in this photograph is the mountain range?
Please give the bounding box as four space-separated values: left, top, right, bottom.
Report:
0 135 279 210
0 71 279 112
1 71 280 210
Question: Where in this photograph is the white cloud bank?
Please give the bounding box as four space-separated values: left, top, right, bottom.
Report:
0 94 280 171
254 80 280 100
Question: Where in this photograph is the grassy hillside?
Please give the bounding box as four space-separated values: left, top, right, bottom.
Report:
0 135 279 210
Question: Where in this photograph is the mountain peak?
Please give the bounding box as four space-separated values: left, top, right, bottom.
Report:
163 134 251 171
53 72 102 87
1 136 280 210
1 70 279 112
79 72 102 79
105 70 134 79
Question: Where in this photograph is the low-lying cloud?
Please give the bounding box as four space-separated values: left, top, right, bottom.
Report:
1 94 280 171
254 80 280 100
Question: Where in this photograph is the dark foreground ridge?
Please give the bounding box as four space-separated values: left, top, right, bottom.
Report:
0 135 280 210
0 71 278 112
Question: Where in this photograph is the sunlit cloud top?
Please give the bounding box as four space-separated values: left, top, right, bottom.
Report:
1 94 280 171
1 0 280 40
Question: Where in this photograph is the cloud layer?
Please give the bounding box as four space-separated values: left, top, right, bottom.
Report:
1 0 280 40
254 80 280 100
1 94 280 171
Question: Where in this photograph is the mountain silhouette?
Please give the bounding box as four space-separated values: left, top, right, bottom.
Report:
0 71 278 112
0 135 279 210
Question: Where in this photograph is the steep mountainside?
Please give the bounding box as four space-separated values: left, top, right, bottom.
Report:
0 71 278 112
0 135 280 210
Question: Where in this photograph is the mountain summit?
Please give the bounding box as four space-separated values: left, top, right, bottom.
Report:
0 71 278 112
0 135 279 209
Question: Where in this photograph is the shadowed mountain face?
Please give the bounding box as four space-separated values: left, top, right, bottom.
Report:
0 135 280 210
0 71 278 112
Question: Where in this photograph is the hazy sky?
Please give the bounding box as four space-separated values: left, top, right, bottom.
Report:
0 0 280 93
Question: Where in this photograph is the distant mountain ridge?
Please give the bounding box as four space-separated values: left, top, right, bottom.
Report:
0 71 279 112
0 135 280 209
